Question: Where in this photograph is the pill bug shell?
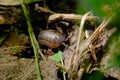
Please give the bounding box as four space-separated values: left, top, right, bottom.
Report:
38 30 66 48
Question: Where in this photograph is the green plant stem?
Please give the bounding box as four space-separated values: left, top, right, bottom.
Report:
20 0 44 80
43 0 46 8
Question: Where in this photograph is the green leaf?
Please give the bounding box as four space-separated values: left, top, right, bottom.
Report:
12 47 18 52
106 31 120 68
52 51 63 62
82 71 104 80
76 0 119 17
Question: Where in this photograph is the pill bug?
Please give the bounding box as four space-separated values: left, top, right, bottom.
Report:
38 29 66 48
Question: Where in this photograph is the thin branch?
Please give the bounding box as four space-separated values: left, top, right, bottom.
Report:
74 11 92 64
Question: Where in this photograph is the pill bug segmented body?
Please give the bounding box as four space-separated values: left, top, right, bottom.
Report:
38 30 66 48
